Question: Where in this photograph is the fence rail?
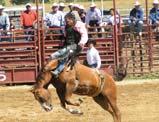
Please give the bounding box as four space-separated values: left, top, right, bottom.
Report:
0 24 159 84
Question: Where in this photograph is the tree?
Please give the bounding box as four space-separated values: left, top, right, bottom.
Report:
0 0 6 6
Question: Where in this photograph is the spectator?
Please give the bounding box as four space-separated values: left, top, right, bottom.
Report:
108 8 123 26
45 3 64 39
70 4 81 21
59 3 66 27
79 5 86 23
150 0 159 29
20 3 37 41
0 5 10 42
68 3 74 12
129 1 144 36
85 39 101 69
85 3 102 37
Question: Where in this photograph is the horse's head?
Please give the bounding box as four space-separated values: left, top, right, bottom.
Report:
31 87 52 112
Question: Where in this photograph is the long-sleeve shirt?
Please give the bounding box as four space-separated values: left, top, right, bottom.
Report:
149 7 159 24
108 14 123 25
73 21 88 45
20 10 37 27
86 46 101 69
129 8 144 22
85 8 102 25
45 11 64 27
0 12 10 31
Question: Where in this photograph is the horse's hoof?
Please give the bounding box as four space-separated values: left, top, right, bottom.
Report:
69 108 83 115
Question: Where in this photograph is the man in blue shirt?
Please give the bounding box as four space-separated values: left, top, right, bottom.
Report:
150 0 159 29
129 1 144 36
0 5 10 42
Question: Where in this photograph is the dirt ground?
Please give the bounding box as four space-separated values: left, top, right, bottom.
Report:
0 80 159 122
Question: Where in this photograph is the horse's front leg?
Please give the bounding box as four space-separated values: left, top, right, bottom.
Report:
65 80 80 106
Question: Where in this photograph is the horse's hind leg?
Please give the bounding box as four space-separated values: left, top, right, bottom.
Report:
93 93 121 122
106 93 121 122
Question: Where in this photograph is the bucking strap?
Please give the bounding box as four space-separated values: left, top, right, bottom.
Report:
92 69 105 97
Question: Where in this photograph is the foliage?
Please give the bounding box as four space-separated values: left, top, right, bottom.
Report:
0 0 6 6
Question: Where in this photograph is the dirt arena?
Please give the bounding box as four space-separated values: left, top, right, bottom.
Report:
0 80 159 122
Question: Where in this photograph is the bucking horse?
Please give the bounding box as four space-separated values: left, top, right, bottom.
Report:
31 55 127 122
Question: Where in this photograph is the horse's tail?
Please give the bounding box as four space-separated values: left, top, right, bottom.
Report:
114 58 129 81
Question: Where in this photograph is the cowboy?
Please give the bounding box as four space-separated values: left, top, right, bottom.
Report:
0 5 10 42
20 3 37 41
85 39 101 69
150 0 159 29
85 3 102 37
129 1 144 36
47 13 88 77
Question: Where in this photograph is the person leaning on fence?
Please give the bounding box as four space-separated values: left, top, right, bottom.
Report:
129 1 144 37
45 12 88 77
70 4 82 21
68 3 74 12
150 0 159 29
20 3 37 41
84 39 101 69
85 3 102 38
78 5 86 23
0 5 10 42
58 3 67 27
45 3 64 40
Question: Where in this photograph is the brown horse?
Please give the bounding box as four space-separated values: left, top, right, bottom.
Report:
31 59 122 122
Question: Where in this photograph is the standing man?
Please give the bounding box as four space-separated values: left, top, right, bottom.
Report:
150 0 159 29
45 3 64 39
0 5 10 42
70 4 81 21
86 40 101 69
129 1 144 36
85 3 102 37
59 3 66 27
20 3 37 41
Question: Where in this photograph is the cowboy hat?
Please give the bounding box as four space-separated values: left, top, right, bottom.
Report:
52 3 58 7
59 3 65 7
90 3 96 8
153 0 159 4
68 3 74 7
134 1 140 6
25 3 32 7
0 5 5 9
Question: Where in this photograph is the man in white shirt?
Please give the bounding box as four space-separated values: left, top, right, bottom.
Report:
45 3 64 39
85 3 102 37
45 3 64 27
86 40 101 69
108 8 123 26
